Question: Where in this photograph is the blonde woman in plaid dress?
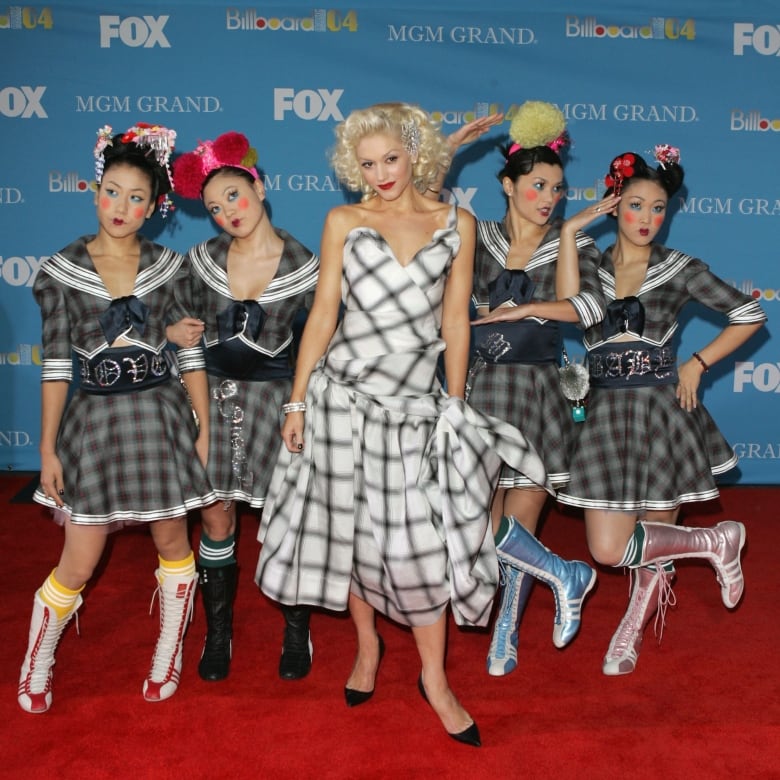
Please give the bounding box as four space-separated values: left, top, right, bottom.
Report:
169 132 319 683
18 124 218 713
257 103 548 747
557 148 766 676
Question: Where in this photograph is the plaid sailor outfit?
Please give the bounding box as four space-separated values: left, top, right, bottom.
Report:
557 244 767 512
186 230 318 507
32 235 217 529
257 206 549 628
468 218 603 490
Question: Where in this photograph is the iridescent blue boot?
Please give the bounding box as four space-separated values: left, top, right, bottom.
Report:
486 562 534 676
495 516 596 648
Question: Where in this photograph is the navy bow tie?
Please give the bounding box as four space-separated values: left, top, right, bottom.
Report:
216 299 266 342
488 269 536 310
99 295 149 343
603 296 645 339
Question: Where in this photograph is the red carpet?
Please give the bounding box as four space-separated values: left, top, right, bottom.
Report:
2 474 778 779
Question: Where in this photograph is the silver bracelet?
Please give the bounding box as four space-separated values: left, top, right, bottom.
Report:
281 402 307 415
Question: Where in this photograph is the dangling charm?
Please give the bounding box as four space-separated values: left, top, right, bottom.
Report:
559 346 589 423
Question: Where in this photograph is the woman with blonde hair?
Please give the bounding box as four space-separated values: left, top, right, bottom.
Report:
257 103 548 746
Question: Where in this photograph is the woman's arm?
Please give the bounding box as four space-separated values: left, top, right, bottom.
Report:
677 322 764 411
556 195 620 299
280 207 347 451
424 114 504 200
38 380 70 506
441 208 476 398
180 369 210 466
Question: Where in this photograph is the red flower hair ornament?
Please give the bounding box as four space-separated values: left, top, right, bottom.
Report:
604 152 636 197
173 131 259 200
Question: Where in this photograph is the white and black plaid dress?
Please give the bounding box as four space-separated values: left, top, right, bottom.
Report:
32 236 217 529
468 218 603 490
557 245 767 513
257 207 549 628
187 230 318 507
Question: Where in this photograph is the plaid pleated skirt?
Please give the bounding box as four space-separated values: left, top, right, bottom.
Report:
34 377 217 529
257 368 549 628
557 383 737 512
206 374 290 507
468 360 574 490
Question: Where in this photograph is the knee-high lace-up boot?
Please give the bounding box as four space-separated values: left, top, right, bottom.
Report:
18 591 82 713
637 521 746 608
198 563 237 681
602 564 675 676
142 569 197 701
496 516 596 648
486 562 534 676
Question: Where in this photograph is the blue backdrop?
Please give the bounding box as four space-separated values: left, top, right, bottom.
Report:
1 1 777 482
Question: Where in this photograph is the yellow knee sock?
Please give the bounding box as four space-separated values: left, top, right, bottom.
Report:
39 569 84 619
157 551 196 581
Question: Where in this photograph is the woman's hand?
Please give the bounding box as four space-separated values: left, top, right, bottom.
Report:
562 194 621 234
39 451 65 507
472 303 534 326
195 429 209 468
166 317 204 349
281 411 305 453
676 358 704 411
447 113 504 152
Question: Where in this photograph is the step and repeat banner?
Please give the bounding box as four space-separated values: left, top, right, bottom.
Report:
1 2 777 481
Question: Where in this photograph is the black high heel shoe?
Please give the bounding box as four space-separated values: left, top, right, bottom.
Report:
417 674 481 747
344 635 385 707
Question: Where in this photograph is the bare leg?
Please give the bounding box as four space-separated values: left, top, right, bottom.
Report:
200 500 237 541
584 509 640 566
54 519 109 589
499 487 548 534
148 516 191 561
413 614 474 736
584 508 679 565
345 592 382 693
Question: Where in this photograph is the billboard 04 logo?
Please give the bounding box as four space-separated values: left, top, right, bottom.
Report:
565 16 694 40
0 6 52 28
226 8 357 32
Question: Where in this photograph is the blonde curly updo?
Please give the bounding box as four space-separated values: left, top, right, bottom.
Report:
330 102 451 201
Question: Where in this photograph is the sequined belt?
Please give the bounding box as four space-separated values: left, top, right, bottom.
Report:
473 320 560 365
78 346 171 394
205 342 293 382
588 342 678 388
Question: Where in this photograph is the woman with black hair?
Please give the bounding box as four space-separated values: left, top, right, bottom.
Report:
557 146 766 675
18 122 217 713
460 102 615 676
169 132 319 683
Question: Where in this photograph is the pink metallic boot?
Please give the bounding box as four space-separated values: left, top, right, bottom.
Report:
602 565 675 676
638 520 746 608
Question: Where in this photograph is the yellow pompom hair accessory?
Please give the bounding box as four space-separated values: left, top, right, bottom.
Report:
507 101 568 156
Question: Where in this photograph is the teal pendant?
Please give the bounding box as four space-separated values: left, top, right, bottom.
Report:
572 405 586 423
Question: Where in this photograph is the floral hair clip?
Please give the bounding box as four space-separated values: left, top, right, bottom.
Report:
93 125 115 183
506 100 569 159
652 143 681 169
400 120 420 157
604 152 636 197
172 131 259 200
